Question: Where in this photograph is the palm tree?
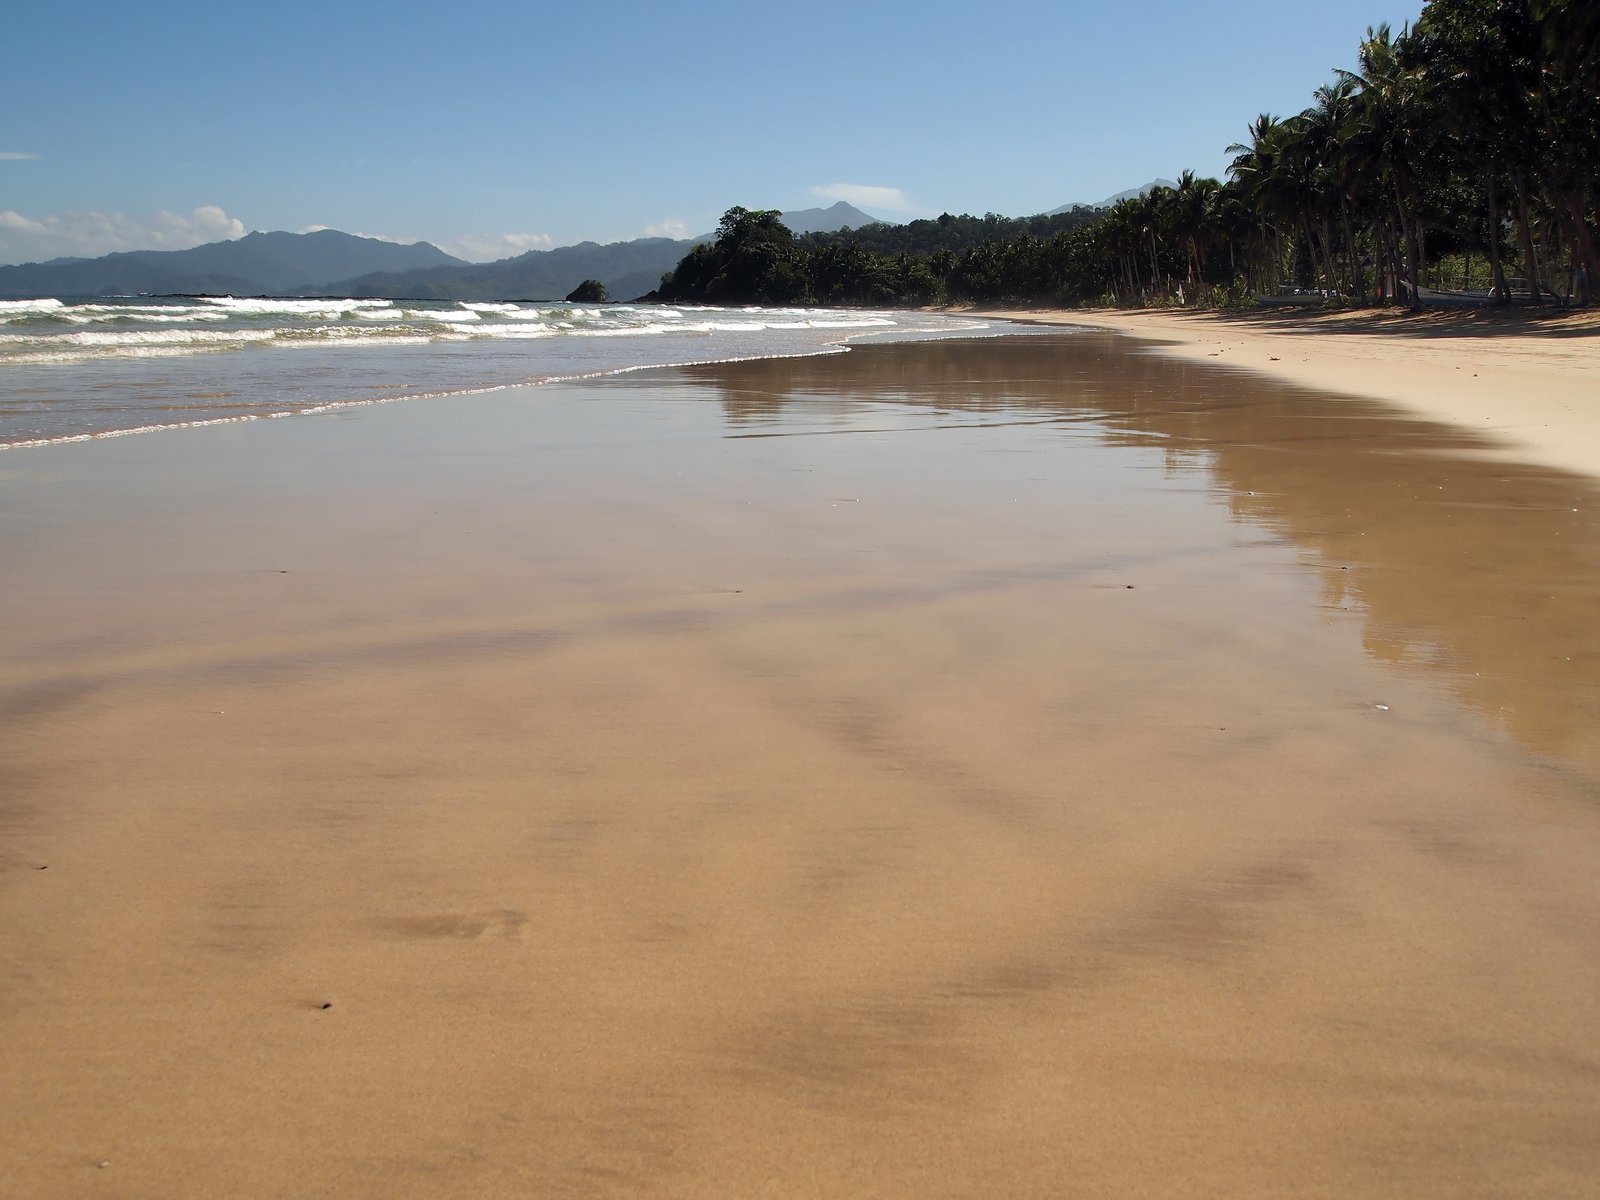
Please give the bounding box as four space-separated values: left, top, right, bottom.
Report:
1412 0 1519 302
1531 0 1600 302
1276 108 1343 297
1228 114 1295 295
1169 170 1224 298
1340 24 1427 308
1306 77 1367 301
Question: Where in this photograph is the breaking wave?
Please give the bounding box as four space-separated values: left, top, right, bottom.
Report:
0 295 993 446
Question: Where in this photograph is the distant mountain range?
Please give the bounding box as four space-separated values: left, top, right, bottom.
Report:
1047 179 1179 215
0 202 893 301
0 189 1197 301
325 238 699 304
0 230 465 299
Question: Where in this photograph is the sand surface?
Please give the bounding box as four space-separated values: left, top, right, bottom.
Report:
974 307 1600 479
2 333 1598 1197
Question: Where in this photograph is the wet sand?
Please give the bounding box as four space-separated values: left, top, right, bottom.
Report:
974 306 1600 477
2 333 1598 1197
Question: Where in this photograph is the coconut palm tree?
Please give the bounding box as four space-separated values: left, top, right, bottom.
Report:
1340 24 1428 308
1531 0 1600 301
1168 170 1224 298
1226 114 1290 294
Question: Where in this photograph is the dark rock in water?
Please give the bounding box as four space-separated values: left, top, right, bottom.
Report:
565 278 609 303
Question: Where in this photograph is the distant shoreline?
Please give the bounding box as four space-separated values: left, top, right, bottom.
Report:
964 306 1600 480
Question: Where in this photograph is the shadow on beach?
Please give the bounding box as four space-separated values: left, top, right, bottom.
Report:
1057 303 1600 340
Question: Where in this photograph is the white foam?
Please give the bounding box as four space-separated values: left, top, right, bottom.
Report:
3 345 246 364
458 322 554 337
0 326 280 363
272 333 437 349
76 302 214 314
203 296 395 317
73 307 230 324
400 308 482 322
0 298 64 314
574 323 684 338
60 328 278 347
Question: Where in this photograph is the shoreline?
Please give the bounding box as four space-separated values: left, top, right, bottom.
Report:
966 306 1600 480
0 300 983 452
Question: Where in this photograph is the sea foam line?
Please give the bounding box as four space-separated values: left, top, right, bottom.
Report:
0 314 997 450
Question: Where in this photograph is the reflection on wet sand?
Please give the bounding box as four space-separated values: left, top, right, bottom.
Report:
682 333 1600 780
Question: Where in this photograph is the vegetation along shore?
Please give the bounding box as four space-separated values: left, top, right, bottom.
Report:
656 2 1596 311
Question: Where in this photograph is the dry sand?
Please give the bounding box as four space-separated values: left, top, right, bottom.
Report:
973 306 1600 478
2 334 1598 1197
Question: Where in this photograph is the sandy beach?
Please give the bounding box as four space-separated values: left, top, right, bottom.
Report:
3 330 1598 1197
973 306 1600 478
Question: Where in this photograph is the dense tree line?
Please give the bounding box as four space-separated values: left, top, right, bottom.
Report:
659 0 1596 310
656 207 1129 307
798 209 1102 256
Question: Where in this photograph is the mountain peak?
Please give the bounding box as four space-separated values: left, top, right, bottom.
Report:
777 202 895 235
1047 179 1180 214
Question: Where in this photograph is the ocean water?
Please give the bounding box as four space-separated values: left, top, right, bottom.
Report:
0 296 992 448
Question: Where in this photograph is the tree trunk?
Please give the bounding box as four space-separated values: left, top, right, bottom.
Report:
1372 221 1388 303
1513 170 1545 305
1301 215 1329 296
1382 220 1400 305
1387 219 1404 306
1563 190 1598 305
1393 174 1423 311
1486 176 1509 305
1341 197 1365 304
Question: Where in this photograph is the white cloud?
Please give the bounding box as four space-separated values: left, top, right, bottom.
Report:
0 152 39 161
0 204 246 264
441 232 554 262
644 219 688 239
298 223 332 234
809 184 926 216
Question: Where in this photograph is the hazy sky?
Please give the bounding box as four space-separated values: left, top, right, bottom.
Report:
2 0 1425 264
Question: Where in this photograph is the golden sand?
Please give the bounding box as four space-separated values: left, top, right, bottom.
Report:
2 334 1597 1197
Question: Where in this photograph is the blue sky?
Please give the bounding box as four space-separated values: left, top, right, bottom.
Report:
2 0 1425 264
